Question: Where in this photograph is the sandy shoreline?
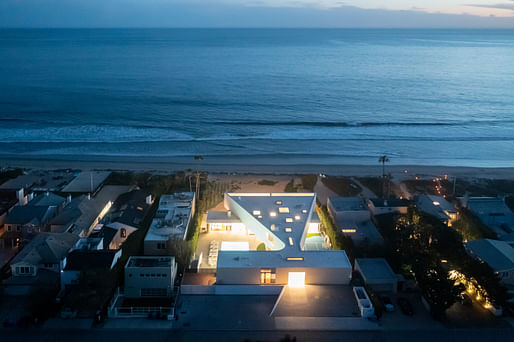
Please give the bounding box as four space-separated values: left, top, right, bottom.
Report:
1 155 513 180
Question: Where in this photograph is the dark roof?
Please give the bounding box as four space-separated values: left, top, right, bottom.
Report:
369 198 409 207
28 192 66 207
101 226 118 247
103 189 151 228
0 191 17 216
5 205 50 225
64 250 119 271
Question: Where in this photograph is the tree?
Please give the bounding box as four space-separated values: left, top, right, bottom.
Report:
167 238 193 272
378 155 390 198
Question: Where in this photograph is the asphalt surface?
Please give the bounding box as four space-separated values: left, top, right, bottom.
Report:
1 328 514 342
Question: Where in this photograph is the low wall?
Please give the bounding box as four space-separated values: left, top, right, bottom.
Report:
180 284 283 295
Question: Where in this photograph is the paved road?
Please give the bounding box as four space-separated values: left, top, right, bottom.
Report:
1 328 513 342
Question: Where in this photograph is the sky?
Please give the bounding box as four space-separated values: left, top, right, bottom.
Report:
1 0 514 28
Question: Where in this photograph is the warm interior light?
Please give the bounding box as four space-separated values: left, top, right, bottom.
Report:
285 227 292 232
286 257 304 261
253 210 261 215
288 237 294 246
288 272 305 288
279 207 290 213
270 211 277 217
285 218 293 223
433 201 440 206
342 229 356 233
294 215 301 220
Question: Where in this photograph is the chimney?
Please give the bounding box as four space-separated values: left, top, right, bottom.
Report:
67 194 72 204
87 193 91 200
146 195 152 205
16 188 25 206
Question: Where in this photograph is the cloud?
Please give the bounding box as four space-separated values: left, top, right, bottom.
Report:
466 2 514 11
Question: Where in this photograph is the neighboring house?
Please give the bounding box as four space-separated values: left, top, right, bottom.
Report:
2 192 66 247
9 232 78 276
101 189 153 249
61 249 122 289
327 196 383 246
416 194 457 226
124 256 177 298
0 170 75 193
102 222 138 250
355 258 398 293
49 185 131 237
0 190 18 240
466 239 514 286
208 193 352 286
144 192 195 256
367 198 409 216
462 197 514 241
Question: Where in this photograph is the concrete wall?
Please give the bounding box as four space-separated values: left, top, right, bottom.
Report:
143 240 169 256
216 266 351 285
180 284 283 295
124 263 176 298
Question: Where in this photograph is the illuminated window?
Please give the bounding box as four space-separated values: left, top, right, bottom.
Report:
285 227 292 232
288 237 294 246
286 257 304 261
342 229 356 233
278 207 290 213
302 209 308 214
294 215 301 220
270 224 277 231
433 201 440 206
260 268 276 284
275 200 283 205
253 210 261 216
258 215 262 219
288 272 305 287
285 218 293 223
270 211 277 217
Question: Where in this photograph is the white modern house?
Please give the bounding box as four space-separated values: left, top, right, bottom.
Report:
124 256 177 298
144 192 195 255
207 193 352 287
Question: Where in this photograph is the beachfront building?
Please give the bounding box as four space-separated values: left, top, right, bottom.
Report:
416 194 457 226
206 193 352 286
144 192 195 256
101 189 153 249
2 192 66 247
354 258 399 293
124 256 177 298
466 239 514 286
461 197 514 241
367 198 409 216
327 196 383 246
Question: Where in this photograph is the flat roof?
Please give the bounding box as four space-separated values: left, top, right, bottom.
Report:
329 197 366 212
145 192 195 242
356 258 397 281
207 211 242 223
126 256 174 268
369 198 409 207
0 170 75 192
217 250 352 269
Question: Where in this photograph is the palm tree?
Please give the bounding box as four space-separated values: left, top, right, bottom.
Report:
378 155 390 198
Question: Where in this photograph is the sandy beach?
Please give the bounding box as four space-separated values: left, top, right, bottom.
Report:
1 155 513 181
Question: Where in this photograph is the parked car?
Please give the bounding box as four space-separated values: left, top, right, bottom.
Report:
380 296 395 312
397 297 414 316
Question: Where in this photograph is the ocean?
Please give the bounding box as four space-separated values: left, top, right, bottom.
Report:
1 29 513 167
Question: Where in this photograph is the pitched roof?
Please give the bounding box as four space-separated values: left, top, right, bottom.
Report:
28 192 66 207
64 249 119 271
5 205 50 225
103 189 151 228
11 232 79 266
466 239 514 272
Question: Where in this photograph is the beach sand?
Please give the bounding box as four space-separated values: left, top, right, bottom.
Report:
1 155 513 181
